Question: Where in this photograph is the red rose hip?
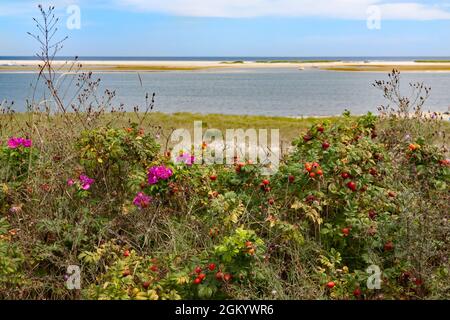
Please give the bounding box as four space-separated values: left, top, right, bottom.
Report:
347 181 357 191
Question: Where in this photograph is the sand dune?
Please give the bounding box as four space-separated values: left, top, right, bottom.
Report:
2 59 450 72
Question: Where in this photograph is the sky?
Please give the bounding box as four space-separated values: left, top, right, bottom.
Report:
1 0 450 57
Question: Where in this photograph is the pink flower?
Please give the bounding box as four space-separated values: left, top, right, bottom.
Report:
157 166 173 180
67 179 75 186
7 137 32 149
133 192 152 209
79 174 95 190
147 165 173 185
22 139 32 148
9 205 22 214
148 174 158 185
7 138 21 149
176 153 195 166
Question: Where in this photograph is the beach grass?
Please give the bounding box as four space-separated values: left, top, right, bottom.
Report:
255 60 340 64
111 65 210 71
220 61 245 64
2 111 349 147
323 64 450 72
414 60 450 63
0 65 211 72
0 66 38 71
145 112 342 142
7 111 448 148
298 60 342 63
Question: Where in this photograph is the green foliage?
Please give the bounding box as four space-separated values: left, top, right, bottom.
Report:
81 243 182 300
0 218 25 297
76 124 159 181
0 143 37 181
1 109 448 300
214 228 265 276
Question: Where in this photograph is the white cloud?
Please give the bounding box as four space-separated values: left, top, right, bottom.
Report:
0 0 79 16
1 0 450 20
115 0 450 20
378 3 450 20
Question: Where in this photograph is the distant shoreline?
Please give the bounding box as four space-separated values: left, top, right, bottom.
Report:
2 59 450 73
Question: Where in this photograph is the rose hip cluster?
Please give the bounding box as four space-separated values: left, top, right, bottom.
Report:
304 162 323 178
192 263 232 285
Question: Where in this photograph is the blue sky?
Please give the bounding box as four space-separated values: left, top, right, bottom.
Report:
1 0 450 56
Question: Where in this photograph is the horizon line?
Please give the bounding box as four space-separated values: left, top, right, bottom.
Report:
2 55 450 58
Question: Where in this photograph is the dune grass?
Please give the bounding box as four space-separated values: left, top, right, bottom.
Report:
255 60 340 64
111 65 210 71
324 64 450 72
414 60 450 63
144 112 343 147
3 111 344 149
0 65 211 73
220 61 245 64
6 111 448 140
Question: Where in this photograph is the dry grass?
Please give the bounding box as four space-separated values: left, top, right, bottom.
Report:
0 65 211 72
1 111 347 154
323 64 450 72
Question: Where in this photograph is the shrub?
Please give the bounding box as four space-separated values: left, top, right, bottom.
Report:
81 242 182 300
76 124 160 188
1 137 37 181
0 218 25 298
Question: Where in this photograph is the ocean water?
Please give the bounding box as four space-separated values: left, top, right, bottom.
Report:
1 68 450 116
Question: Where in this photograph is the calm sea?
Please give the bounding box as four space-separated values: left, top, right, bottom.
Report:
1 66 449 116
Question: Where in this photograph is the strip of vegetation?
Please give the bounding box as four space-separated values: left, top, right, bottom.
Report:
324 65 450 72
415 60 450 63
256 60 341 64
220 61 245 64
0 65 210 72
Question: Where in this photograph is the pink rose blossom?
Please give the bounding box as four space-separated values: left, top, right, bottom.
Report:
79 174 95 190
176 153 195 166
147 165 173 185
7 137 32 149
133 192 152 209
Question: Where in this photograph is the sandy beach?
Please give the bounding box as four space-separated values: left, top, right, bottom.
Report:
2 59 450 73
